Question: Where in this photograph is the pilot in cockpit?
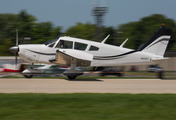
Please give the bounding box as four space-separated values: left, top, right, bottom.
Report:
56 40 67 48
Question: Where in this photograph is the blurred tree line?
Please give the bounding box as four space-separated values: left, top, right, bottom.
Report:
0 10 62 55
0 10 176 56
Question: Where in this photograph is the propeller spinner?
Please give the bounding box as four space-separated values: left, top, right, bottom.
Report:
9 46 19 53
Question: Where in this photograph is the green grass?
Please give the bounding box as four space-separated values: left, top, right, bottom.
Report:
0 93 176 120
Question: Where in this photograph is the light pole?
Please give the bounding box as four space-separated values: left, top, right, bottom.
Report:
92 6 108 42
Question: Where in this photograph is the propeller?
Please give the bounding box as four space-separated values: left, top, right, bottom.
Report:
9 29 19 69
15 29 18 69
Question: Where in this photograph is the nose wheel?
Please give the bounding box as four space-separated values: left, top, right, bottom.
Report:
23 75 33 78
22 63 35 79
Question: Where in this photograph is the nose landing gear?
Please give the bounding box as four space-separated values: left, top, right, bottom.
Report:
24 74 33 78
22 63 43 79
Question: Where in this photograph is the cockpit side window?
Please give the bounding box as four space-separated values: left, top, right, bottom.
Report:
56 40 73 49
89 45 99 51
48 42 55 47
74 42 88 50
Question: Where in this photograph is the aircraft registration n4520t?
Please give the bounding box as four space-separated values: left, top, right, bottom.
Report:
9 25 173 79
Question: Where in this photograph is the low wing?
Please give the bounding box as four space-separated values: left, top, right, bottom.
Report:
50 49 93 66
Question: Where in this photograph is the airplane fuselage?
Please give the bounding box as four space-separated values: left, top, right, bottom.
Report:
18 36 161 67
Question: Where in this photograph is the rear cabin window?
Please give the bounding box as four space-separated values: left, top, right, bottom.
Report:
89 45 99 51
56 40 73 49
74 42 88 50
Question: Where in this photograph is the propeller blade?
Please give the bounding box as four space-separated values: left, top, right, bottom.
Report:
15 28 18 69
16 28 18 46
15 53 18 69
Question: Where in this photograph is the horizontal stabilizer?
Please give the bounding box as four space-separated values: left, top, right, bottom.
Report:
151 57 169 61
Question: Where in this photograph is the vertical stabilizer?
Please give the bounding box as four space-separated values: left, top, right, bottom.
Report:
138 25 173 56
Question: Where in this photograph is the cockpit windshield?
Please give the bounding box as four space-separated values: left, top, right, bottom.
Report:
44 37 59 47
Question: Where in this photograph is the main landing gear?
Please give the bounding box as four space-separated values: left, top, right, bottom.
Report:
64 70 84 80
63 63 84 80
67 76 77 80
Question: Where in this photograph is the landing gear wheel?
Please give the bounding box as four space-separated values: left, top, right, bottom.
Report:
68 76 76 80
24 75 33 79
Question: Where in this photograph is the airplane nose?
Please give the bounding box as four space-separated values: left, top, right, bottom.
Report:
9 46 19 53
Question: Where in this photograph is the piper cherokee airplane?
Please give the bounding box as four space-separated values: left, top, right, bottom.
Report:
9 25 173 79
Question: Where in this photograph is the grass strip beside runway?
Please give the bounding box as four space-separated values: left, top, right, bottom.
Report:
0 93 176 120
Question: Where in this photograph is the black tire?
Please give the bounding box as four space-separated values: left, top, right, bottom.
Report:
24 75 33 79
68 76 76 80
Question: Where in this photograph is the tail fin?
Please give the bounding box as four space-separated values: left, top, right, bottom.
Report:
138 25 173 56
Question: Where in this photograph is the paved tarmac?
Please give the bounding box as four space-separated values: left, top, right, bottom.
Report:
0 78 176 93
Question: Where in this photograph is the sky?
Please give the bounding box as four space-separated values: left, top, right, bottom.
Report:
0 0 176 32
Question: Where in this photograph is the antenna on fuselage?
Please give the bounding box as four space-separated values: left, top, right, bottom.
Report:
101 34 110 44
120 38 128 48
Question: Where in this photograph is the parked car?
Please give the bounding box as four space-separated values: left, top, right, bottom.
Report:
148 65 163 72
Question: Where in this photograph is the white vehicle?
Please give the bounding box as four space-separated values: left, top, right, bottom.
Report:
9 25 173 79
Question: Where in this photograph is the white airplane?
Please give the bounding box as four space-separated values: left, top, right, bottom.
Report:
9 25 173 79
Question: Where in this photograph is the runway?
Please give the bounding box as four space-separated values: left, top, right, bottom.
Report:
0 78 176 94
